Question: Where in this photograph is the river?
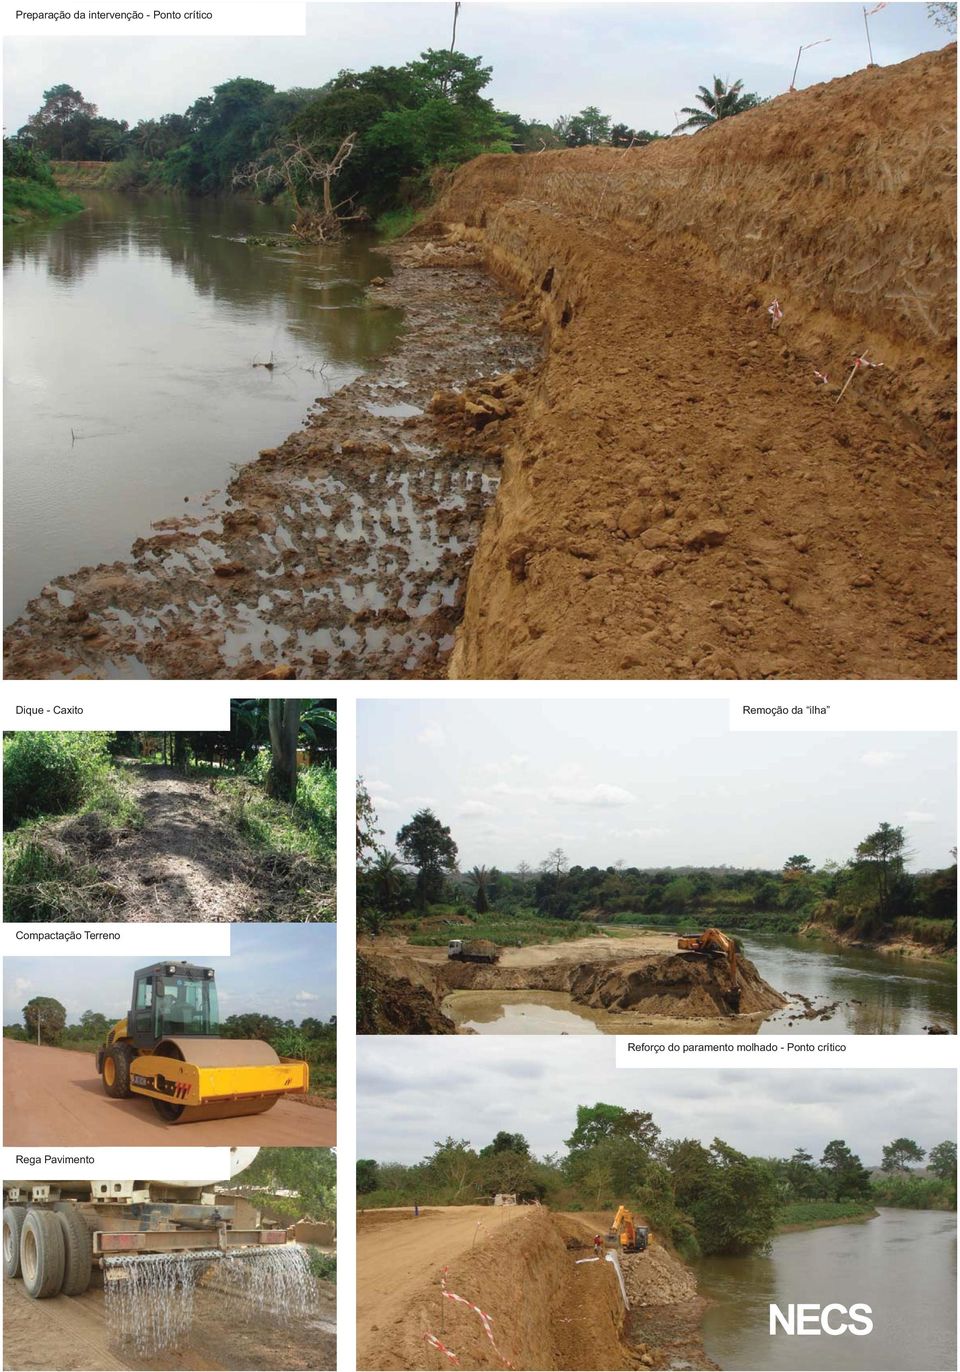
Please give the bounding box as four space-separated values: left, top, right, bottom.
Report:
742 931 957 1035
693 1208 956 1370
3 191 400 624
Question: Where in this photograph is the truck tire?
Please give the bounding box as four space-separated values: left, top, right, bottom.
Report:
3 1205 26 1278
55 1208 93 1296
102 1043 134 1099
20 1209 65 1299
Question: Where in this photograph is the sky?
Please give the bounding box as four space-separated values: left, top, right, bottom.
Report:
3 925 336 1026
358 699 956 871
357 1041 956 1163
4 2 952 135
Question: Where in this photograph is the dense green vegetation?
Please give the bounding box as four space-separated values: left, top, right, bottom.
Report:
357 785 956 952
3 703 335 922
358 1102 956 1260
3 135 82 224
232 1146 336 1281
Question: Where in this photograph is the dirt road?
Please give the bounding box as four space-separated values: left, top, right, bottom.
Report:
3 1271 336 1371
3 1040 335 1147
357 1205 529 1342
21 764 334 923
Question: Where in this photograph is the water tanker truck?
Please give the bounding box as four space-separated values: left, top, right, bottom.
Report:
447 938 500 964
97 961 309 1122
1 1148 302 1301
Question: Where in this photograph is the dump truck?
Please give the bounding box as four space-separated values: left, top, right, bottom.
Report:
96 961 309 1123
1 1148 300 1301
605 1206 649 1254
447 938 500 964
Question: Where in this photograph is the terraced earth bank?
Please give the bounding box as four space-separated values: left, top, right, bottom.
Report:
439 45 956 679
357 934 786 1034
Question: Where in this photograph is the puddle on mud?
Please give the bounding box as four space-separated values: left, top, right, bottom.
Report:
442 990 604 1033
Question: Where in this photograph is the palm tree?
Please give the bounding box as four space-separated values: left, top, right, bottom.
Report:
467 865 490 915
371 850 406 913
673 77 760 133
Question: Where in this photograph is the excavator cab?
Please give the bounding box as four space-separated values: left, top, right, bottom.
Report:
128 962 220 1050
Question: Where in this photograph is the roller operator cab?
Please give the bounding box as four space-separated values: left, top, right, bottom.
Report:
96 961 309 1124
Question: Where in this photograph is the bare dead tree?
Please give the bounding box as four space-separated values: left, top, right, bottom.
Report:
234 131 361 241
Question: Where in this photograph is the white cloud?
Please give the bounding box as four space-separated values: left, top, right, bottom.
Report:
403 796 438 811
861 751 898 768
14 978 31 995
373 795 401 813
489 782 536 799
620 827 670 842
904 810 936 824
416 722 446 747
459 800 497 818
294 990 319 1002
549 783 637 807
363 779 392 794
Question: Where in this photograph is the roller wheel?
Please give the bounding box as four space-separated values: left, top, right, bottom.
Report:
20 1210 65 1299
152 1099 185 1122
102 1043 134 1099
3 1205 26 1278
55 1208 93 1296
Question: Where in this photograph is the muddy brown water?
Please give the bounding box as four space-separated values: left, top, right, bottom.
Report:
4 191 400 624
694 1208 956 1370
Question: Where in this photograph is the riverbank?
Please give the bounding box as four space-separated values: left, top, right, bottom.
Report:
799 917 956 962
4 235 539 679
437 45 956 680
3 176 83 225
776 1202 878 1234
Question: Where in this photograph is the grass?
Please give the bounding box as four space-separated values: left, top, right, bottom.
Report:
777 1200 876 1231
3 177 83 225
2 830 122 922
405 910 601 947
374 206 424 240
218 768 335 866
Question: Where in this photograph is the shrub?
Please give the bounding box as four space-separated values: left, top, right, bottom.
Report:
4 733 113 828
307 1248 336 1282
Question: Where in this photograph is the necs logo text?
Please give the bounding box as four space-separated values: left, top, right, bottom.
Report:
769 1303 873 1336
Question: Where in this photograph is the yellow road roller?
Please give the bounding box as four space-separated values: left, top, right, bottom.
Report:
96 961 309 1123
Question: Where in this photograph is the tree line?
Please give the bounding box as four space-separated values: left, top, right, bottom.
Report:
5 998 335 1069
357 1101 957 1259
10 62 765 234
357 788 956 946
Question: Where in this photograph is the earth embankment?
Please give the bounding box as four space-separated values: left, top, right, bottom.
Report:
435 45 956 680
357 1205 701 1370
357 934 786 1033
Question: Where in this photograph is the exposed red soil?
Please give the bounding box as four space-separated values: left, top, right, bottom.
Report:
438 46 956 680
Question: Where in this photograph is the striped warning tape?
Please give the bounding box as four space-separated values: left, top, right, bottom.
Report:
425 1333 460 1363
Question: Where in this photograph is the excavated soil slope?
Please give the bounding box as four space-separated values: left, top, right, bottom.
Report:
358 940 786 1032
357 1205 701 1370
437 46 956 680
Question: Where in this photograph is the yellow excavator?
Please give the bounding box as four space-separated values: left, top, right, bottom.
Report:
96 961 309 1123
605 1206 649 1254
677 927 741 1009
